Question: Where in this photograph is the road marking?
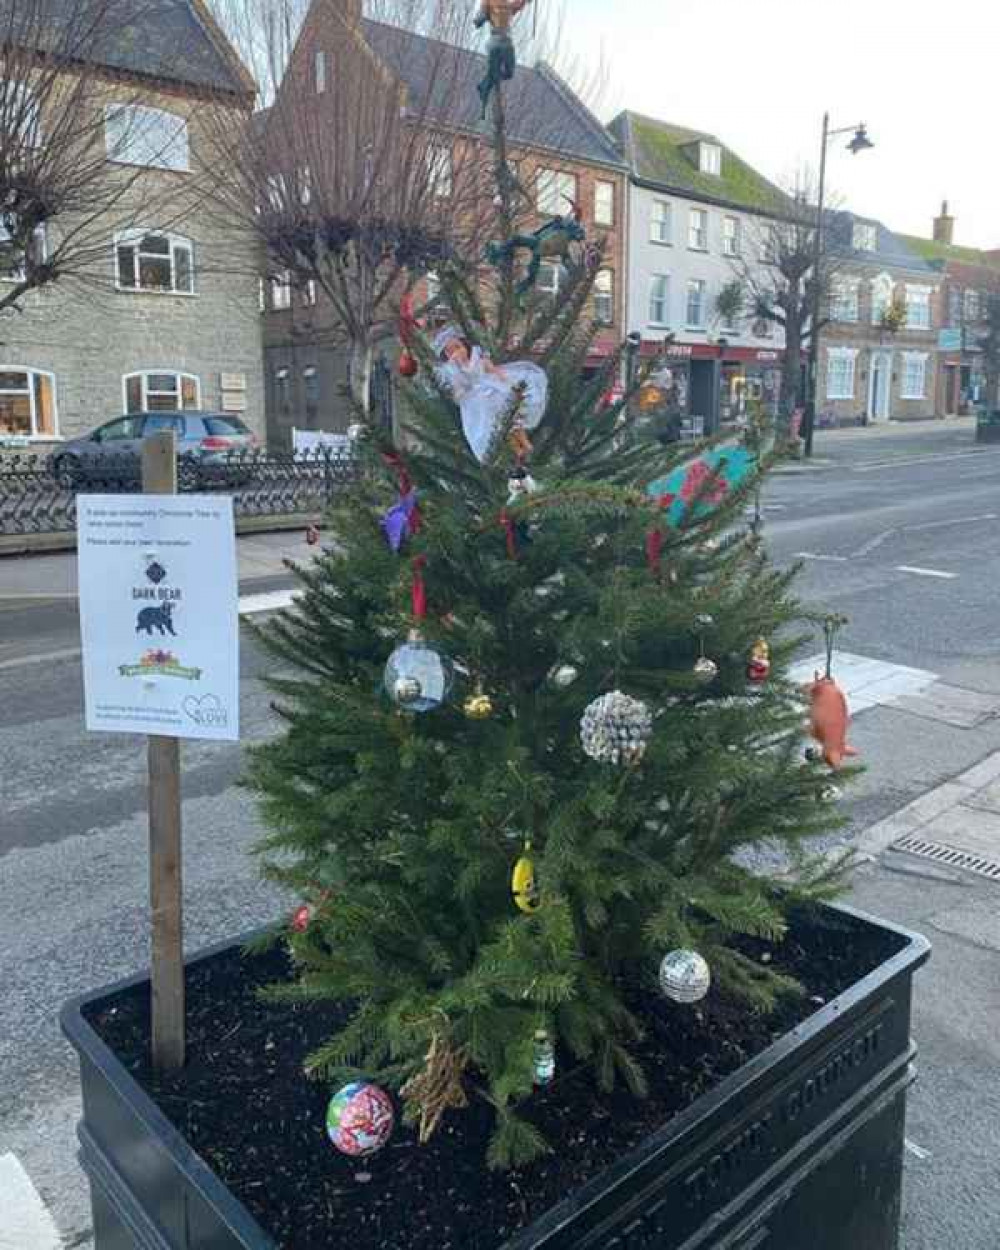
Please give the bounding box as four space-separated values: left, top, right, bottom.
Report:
238 589 300 615
0 646 82 672
0 592 78 603
795 552 848 563
854 529 897 557
0 1153 62 1250
905 512 997 531
905 1138 932 1161
895 566 958 580
852 449 998 471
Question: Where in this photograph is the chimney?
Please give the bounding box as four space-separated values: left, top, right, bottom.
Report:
933 200 955 246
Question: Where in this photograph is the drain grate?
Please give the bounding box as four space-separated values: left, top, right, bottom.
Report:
893 835 1000 881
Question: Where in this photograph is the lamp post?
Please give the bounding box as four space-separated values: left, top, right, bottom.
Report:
801 116 874 457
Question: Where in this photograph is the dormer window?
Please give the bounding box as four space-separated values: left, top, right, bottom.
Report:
699 142 721 175
852 222 877 252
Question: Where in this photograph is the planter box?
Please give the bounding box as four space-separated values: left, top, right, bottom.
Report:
976 413 1000 443
62 904 929 1250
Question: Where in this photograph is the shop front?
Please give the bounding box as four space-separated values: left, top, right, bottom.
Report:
636 342 784 438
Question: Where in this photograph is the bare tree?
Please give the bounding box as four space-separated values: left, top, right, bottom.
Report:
726 189 845 439
203 0 498 414
0 0 203 314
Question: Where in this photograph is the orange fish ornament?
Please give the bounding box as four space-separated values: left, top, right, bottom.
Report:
805 671 858 769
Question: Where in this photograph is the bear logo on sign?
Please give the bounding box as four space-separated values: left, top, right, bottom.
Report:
136 602 177 636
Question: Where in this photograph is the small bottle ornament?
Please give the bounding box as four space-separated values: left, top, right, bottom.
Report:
580 691 653 765
384 629 454 713
532 1030 555 1086
659 949 711 1003
693 615 718 684
747 636 771 684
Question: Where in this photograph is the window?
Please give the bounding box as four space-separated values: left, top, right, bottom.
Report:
722 216 740 257
688 208 708 251
271 270 291 310
0 367 57 437
594 181 615 227
123 371 200 413
905 284 931 329
831 277 860 323
105 105 189 172
537 260 565 299
871 274 894 324
686 278 706 327
650 199 671 244
303 366 320 422
0 220 45 283
649 274 670 326
852 222 877 252
301 279 317 307
142 414 185 435
699 142 721 175
6 83 41 148
96 415 144 441
314 49 327 94
901 353 928 399
964 289 980 321
116 231 193 294
761 228 778 264
753 317 773 339
274 367 291 418
593 269 614 325
948 287 962 327
826 348 857 400
537 169 577 215
426 143 452 198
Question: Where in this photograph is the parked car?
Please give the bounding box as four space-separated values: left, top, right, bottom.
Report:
51 412 258 491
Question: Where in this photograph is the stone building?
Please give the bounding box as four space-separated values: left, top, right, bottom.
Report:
820 213 942 424
900 203 1000 415
261 5 629 448
0 1 264 446
607 112 789 433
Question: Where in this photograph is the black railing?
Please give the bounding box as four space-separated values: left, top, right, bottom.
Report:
0 448 360 536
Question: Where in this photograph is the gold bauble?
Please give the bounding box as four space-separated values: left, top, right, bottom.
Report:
463 692 494 720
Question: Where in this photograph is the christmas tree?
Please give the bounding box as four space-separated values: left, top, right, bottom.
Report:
247 56 845 1170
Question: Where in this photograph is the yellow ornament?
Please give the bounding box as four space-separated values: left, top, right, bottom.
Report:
512 850 539 914
463 692 494 720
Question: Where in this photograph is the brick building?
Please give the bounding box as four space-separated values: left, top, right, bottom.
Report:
0 2 264 446
608 112 790 433
820 213 942 423
261 7 628 448
900 203 1000 415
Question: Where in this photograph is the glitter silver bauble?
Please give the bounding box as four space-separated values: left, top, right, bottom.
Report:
693 656 719 683
384 630 454 713
659 949 711 1003
551 664 579 689
580 690 653 766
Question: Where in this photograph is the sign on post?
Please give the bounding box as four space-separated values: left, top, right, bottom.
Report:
77 490 239 741
77 432 239 1072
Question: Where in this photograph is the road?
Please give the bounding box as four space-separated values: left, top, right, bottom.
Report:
2 419 999 1247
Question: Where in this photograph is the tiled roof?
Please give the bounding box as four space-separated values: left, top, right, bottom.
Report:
825 212 938 275
360 19 626 170
0 0 249 95
607 111 788 215
897 233 1000 272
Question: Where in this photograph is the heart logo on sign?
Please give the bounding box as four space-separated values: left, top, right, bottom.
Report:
182 694 227 727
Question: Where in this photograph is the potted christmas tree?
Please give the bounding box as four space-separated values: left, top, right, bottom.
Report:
62 34 929 1250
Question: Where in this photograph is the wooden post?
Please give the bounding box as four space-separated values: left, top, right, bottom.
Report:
142 431 185 1073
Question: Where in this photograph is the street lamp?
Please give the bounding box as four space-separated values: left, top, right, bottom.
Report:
801 117 874 457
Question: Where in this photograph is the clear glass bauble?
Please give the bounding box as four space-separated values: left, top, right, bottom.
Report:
384 630 454 713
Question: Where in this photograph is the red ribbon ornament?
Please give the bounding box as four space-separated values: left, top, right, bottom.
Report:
500 511 518 560
411 555 427 620
646 528 664 577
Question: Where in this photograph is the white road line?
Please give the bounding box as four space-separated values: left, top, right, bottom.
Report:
854 529 897 557
905 512 997 531
852 450 998 472
905 1138 932 1161
0 1153 62 1250
0 646 81 672
895 566 958 580
795 552 848 563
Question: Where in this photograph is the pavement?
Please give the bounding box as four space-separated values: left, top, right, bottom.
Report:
2 415 1000 1248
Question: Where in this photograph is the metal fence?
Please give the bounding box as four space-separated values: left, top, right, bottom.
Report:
0 448 360 536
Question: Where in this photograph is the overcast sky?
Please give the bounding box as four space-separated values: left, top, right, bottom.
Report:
555 0 1000 249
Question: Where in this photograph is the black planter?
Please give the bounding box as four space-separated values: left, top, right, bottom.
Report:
976 411 1000 443
62 904 929 1250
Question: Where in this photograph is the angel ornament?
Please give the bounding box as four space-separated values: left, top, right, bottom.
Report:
434 325 548 462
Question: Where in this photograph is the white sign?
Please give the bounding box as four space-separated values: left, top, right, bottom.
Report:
77 495 239 741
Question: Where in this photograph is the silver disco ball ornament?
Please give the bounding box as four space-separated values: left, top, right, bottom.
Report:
693 656 719 684
384 630 454 713
659 949 711 1004
580 690 653 766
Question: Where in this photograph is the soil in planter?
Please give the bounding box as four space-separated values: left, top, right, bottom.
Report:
86 906 907 1250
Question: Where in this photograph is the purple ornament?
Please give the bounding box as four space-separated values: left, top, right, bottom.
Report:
381 491 418 553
